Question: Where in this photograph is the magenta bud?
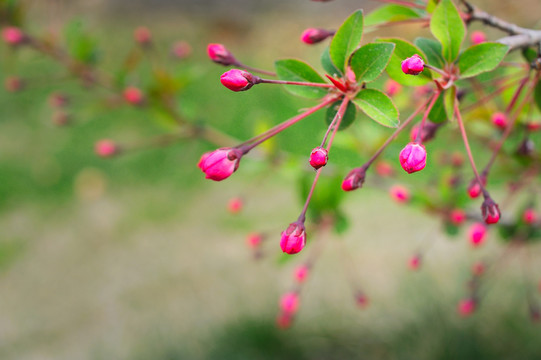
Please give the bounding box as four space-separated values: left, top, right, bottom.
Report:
458 298 476 317
280 292 300 314
449 209 467 225
481 198 500 225
385 79 402 97
341 167 366 192
220 69 260 92
399 142 427 174
491 112 507 130
246 232 263 249
467 176 486 199
198 148 242 181
470 30 487 45
227 197 243 214
134 26 152 45
523 208 537 225
294 265 309 283
401 54 425 75
276 312 293 329
300 28 332 44
355 292 369 308
280 222 306 255
2 26 25 46
123 86 145 105
309 146 328 170
408 254 421 270
49 93 69 108
95 139 118 158
390 185 410 203
468 222 487 247
207 43 237 66
171 41 192 59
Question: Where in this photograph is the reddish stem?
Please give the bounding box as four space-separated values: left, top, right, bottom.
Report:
259 78 335 89
415 91 441 143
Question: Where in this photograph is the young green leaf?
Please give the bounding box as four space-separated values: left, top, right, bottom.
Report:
425 0 439 13
354 89 399 127
457 42 509 78
275 59 328 99
325 100 357 130
414 37 445 69
350 42 395 83
377 38 432 86
364 5 421 27
430 0 465 62
444 85 456 122
321 46 342 76
330 10 364 74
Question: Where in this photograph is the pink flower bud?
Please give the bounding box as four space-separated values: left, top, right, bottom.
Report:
409 122 440 143
355 292 369 308
390 185 410 203
523 208 537 225
246 232 263 248
468 222 487 247
458 298 476 316
4 76 23 92
294 265 309 283
220 69 259 92
228 197 243 214
470 30 487 45
280 222 306 255
399 142 427 174
472 261 485 276
123 86 145 105
401 54 425 75
527 122 541 132
467 176 486 199
276 312 293 329
280 292 300 314
134 26 151 45
385 79 402 97
408 254 421 270
207 43 237 66
309 146 328 170
170 41 192 59
341 167 366 192
2 26 25 45
481 198 500 225
198 148 242 181
375 161 394 177
49 93 69 108
491 112 507 130
95 139 118 158
449 209 467 225
300 28 332 44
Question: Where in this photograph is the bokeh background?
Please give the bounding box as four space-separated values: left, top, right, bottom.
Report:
1 0 541 359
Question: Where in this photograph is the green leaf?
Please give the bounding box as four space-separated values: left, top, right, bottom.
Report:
426 0 439 13
321 46 342 76
428 92 446 123
275 59 327 99
457 42 509 78
430 0 465 62
414 37 445 69
64 19 99 64
364 5 421 27
444 85 456 122
522 47 538 64
350 42 395 83
377 38 432 86
534 81 541 112
330 9 364 74
325 100 357 130
353 89 399 127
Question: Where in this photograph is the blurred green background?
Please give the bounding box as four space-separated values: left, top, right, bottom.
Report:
1 1 540 359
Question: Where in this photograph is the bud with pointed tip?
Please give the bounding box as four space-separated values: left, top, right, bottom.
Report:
207 43 237 66
309 146 328 170
2 26 25 46
401 54 425 75
198 148 242 181
95 139 118 158
399 142 427 174
390 185 410 203
123 86 145 105
220 69 260 92
481 197 500 224
470 30 487 45
280 292 300 314
467 176 486 198
134 26 151 46
294 265 309 283
523 208 537 225
280 222 306 254
300 28 332 44
468 222 487 247
491 112 507 130
341 167 366 191
458 298 476 316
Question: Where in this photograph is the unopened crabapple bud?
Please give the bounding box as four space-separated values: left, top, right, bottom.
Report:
341 167 366 191
280 292 300 314
300 28 332 44
467 176 486 198
390 185 410 203
355 292 369 308
280 222 306 255
123 86 145 105
399 142 427 174
468 222 487 247
170 41 192 59
384 79 401 97
481 197 500 225
309 146 328 170
401 54 425 75
523 208 537 225
220 69 260 92
472 261 485 276
95 139 118 158
228 197 243 214
294 265 309 283
207 43 237 66
2 26 25 46
449 209 467 225
527 122 541 132
470 30 487 45
491 112 507 130
4 76 24 92
457 298 476 316
246 233 263 248
408 254 422 270
276 312 293 329
134 26 152 46
409 121 440 143
49 93 69 108
375 161 394 177
198 148 242 181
